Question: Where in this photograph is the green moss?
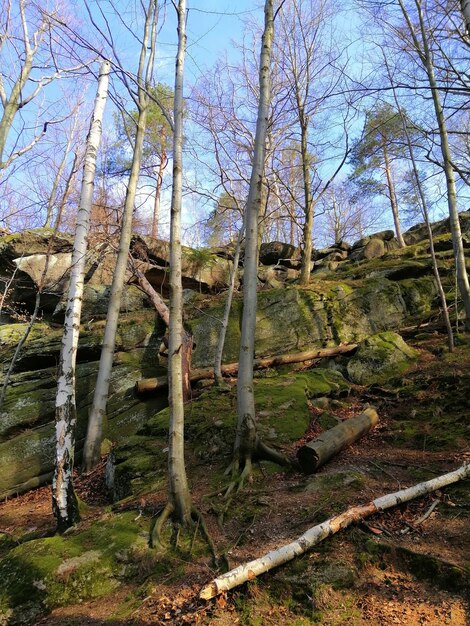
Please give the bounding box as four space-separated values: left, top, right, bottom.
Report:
255 369 350 442
347 332 418 385
0 512 150 622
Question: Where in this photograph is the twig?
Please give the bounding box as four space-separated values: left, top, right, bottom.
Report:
414 498 439 526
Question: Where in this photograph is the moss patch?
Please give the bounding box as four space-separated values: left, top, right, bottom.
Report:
347 332 418 385
0 512 149 624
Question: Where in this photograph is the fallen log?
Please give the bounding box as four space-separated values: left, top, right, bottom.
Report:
297 407 379 474
199 462 470 600
135 343 358 395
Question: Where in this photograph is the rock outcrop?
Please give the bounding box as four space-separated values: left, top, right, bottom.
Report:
0 209 462 498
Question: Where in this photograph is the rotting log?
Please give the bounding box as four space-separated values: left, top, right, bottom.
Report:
297 407 379 474
135 343 358 395
199 462 470 600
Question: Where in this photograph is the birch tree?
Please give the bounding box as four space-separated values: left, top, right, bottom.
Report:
52 60 110 532
82 0 160 472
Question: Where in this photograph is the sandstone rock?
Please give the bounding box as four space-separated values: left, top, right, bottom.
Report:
346 331 418 385
53 284 147 321
362 238 385 259
259 241 300 266
13 253 72 293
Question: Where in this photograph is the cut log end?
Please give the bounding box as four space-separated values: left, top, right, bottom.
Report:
199 582 218 600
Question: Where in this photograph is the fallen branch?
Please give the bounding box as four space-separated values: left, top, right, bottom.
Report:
199 462 470 599
135 343 358 395
297 407 379 473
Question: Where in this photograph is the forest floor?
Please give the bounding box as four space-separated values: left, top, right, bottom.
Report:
1 332 469 625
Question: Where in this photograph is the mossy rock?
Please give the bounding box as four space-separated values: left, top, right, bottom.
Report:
107 435 168 501
0 359 167 498
255 369 350 443
0 512 149 625
346 332 418 385
53 285 149 322
114 370 350 501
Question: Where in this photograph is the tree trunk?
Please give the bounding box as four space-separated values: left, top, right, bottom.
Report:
382 142 406 248
167 0 192 524
235 0 274 471
385 64 454 351
52 60 110 531
200 462 470 599
83 0 158 472
214 226 244 385
398 0 470 330
136 343 359 395
297 407 378 473
151 147 166 239
131 264 193 401
461 0 470 36
299 112 314 285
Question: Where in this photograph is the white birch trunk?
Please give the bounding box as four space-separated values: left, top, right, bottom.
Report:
52 60 110 531
83 0 158 471
235 0 274 465
200 463 470 599
168 0 192 524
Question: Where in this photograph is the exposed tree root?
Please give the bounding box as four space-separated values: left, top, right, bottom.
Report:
216 440 293 526
149 502 174 549
191 507 219 566
149 503 219 566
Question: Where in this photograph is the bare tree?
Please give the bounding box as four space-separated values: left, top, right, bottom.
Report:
52 60 110 532
83 0 160 472
0 0 84 172
394 0 470 329
229 0 290 492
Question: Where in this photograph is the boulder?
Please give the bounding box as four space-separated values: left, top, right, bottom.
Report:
259 241 300 266
13 253 72 294
403 209 470 245
109 368 350 501
0 512 149 625
363 238 385 260
346 331 418 385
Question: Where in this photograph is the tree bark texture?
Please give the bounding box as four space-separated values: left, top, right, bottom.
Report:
200 462 470 599
52 60 110 530
297 407 379 473
235 0 274 468
168 0 192 524
83 0 158 471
